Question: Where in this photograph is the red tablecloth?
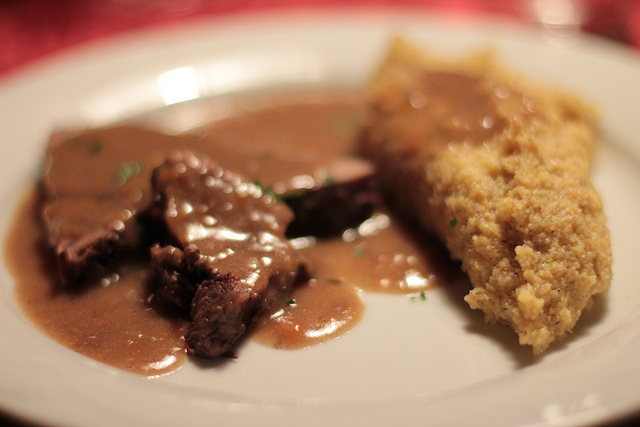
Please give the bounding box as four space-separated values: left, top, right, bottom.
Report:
1 0 639 79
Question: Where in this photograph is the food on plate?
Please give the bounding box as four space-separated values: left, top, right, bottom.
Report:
35 121 372 360
39 127 222 285
6 36 614 373
360 38 613 354
283 157 379 239
39 123 378 287
10 94 449 374
148 151 309 357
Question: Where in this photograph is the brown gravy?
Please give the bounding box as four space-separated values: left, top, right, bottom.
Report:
366 71 538 158
251 280 364 350
6 191 189 376
297 209 456 294
5 91 456 376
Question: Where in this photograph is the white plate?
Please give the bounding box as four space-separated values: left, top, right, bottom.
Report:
2 9 640 427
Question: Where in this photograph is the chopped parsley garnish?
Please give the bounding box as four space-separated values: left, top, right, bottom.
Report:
88 139 103 154
71 137 103 154
449 217 457 229
252 179 282 200
114 161 142 186
352 246 366 259
410 291 427 302
286 297 297 306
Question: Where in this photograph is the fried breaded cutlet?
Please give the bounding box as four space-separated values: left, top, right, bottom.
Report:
360 38 612 354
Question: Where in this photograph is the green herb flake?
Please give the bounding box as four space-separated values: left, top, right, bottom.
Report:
449 217 457 229
114 161 142 186
410 291 427 302
253 179 281 200
326 278 343 285
88 139 103 154
286 297 297 306
352 246 366 259
70 137 103 155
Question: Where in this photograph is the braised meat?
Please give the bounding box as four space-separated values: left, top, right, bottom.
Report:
282 157 379 238
38 127 220 285
149 151 308 357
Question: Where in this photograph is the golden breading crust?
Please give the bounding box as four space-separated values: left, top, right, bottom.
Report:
360 38 612 354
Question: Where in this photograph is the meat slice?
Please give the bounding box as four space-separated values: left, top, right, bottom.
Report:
149 151 307 357
38 127 214 285
281 157 379 238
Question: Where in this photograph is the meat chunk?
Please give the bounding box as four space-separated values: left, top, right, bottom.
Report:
360 38 612 354
149 151 307 357
38 127 215 285
281 157 379 238
150 245 253 357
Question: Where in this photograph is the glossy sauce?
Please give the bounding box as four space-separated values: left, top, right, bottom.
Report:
6 90 457 376
297 209 457 294
5 192 189 376
367 71 539 158
154 151 300 298
251 280 364 350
